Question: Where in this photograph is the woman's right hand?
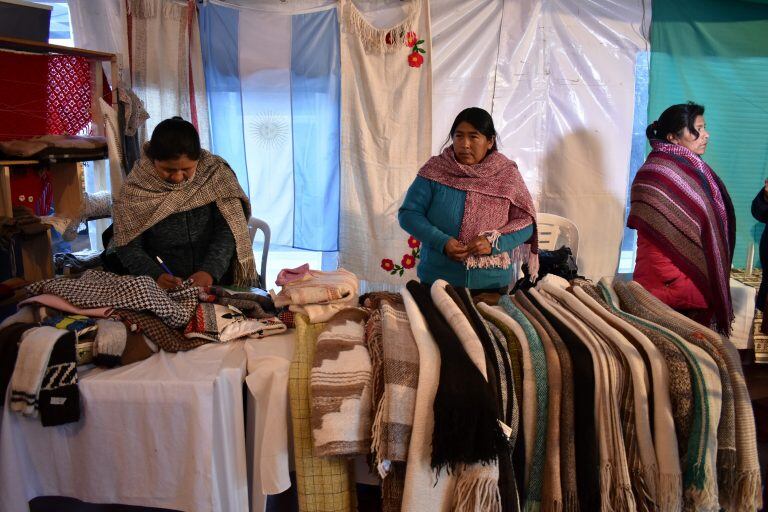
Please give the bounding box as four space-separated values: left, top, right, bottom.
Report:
157 273 183 289
444 238 469 262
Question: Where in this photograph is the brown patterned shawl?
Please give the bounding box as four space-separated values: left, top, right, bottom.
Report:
113 149 256 287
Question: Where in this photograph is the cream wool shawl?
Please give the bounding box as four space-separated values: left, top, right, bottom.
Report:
580 282 683 512
612 281 722 512
624 281 761 512
510 295 563 512
430 280 503 512
570 285 661 510
113 150 256 287
400 287 456 512
619 282 736 503
480 303 537 489
531 287 635 512
499 295 549 512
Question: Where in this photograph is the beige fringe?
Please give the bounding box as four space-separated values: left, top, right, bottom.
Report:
452 463 502 512
370 389 389 478
657 471 683 512
685 464 720 512
599 464 613 512
632 465 658 512
730 469 763 512
342 0 421 54
465 252 512 270
562 490 578 512
234 256 258 288
524 501 542 512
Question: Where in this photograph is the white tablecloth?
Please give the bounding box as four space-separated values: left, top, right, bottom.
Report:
730 277 756 350
0 342 249 512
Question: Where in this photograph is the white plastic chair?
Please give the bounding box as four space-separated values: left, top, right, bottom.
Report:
536 212 579 257
248 217 271 290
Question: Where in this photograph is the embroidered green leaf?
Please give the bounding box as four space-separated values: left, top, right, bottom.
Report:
418 48 425 54
417 40 424 44
399 269 404 276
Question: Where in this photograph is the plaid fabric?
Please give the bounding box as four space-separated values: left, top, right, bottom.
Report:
290 314 355 512
113 150 257 287
116 309 209 353
27 270 198 329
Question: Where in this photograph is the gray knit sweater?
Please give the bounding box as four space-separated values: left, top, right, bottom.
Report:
116 203 236 284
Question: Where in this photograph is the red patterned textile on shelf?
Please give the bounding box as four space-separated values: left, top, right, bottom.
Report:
0 50 93 141
46 55 93 136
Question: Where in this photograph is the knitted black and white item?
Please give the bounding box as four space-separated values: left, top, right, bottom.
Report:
39 329 79 426
27 270 198 328
10 326 64 416
94 318 128 367
0 322 37 407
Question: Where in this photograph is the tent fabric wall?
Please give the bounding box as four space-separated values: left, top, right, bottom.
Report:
493 0 648 281
649 0 768 268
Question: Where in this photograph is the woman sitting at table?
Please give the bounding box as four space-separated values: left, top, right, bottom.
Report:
628 102 735 334
398 107 539 293
112 117 257 289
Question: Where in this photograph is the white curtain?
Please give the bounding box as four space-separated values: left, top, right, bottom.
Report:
493 0 648 280
128 0 210 149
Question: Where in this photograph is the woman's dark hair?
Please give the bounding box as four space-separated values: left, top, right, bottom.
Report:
145 116 201 161
447 107 498 151
646 102 705 142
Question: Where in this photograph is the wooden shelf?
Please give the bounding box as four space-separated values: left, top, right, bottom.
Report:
0 36 116 62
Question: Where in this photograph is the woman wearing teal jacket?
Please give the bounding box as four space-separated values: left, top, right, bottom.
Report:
398 107 539 292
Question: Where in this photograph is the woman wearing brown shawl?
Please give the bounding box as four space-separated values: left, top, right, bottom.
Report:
110 117 256 289
627 102 735 334
399 107 539 293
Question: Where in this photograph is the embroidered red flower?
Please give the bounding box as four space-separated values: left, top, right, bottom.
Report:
408 52 424 68
401 254 416 269
381 258 395 271
405 31 418 47
407 236 421 249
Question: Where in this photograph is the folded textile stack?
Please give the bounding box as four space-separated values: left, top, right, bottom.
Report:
272 267 359 323
198 285 276 319
184 303 286 342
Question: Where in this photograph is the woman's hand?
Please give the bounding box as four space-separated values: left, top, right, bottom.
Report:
189 271 214 288
527 252 540 282
444 238 469 262
468 236 492 256
157 273 183 289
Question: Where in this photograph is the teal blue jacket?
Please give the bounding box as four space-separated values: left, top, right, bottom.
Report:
398 176 533 290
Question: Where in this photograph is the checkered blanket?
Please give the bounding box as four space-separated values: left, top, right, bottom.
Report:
27 270 198 329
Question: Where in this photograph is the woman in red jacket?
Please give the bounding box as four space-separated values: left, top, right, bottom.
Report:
627 102 736 334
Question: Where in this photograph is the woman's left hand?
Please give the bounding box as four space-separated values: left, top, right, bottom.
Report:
468 236 492 256
527 252 540 282
189 271 214 288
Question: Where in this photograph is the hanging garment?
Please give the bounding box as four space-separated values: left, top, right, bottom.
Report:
310 308 372 457
579 282 682 512
622 281 761 512
338 0 432 285
613 281 722 512
498 296 549 512
400 286 456 512
290 315 355 512
27 270 198 329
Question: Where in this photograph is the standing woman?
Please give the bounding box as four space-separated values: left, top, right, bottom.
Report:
398 107 539 293
628 102 736 334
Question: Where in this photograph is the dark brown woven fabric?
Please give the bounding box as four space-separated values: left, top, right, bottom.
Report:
116 309 209 352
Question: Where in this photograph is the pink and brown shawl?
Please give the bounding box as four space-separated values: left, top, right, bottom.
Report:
418 147 538 257
627 140 735 335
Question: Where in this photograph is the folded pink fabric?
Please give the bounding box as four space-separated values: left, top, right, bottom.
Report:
275 264 311 286
19 294 113 318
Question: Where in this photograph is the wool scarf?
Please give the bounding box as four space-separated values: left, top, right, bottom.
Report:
418 147 538 268
579 282 682 512
524 290 600 512
10 326 67 417
514 291 579 512
431 281 508 512
0 323 36 407
400 287 457 512
498 296 549 512
627 140 735 335
612 280 722 511
453 286 520 512
113 149 257 287
406 280 502 512
38 328 79 426
508 295 562 512
618 282 736 500
569 285 661 512
310 308 372 457
624 281 761 512
533 285 635 512
290 315 355 512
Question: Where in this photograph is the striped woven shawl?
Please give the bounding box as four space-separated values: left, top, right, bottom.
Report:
627 140 735 335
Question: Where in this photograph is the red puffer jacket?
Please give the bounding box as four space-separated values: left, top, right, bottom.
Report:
632 232 708 311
